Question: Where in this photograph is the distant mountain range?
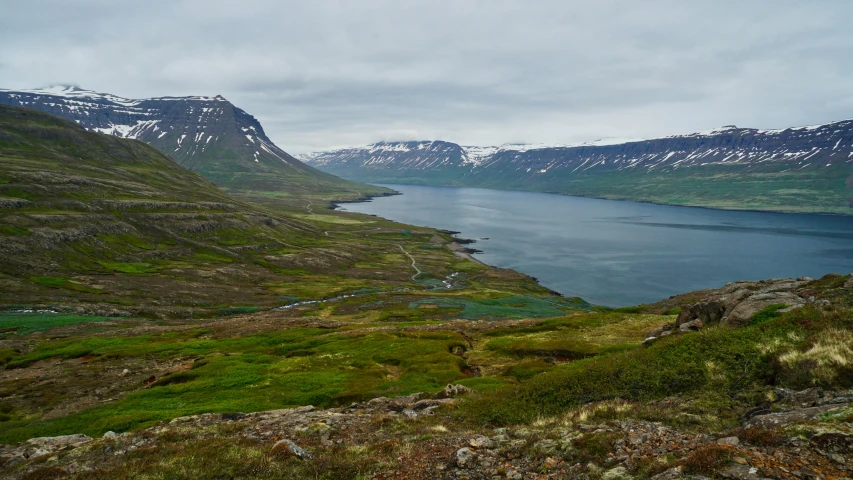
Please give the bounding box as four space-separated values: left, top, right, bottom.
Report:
0 85 390 203
301 120 853 214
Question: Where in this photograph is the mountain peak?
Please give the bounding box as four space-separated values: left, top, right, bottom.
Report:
0 86 386 199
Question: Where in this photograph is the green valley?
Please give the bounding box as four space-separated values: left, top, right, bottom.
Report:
0 105 851 479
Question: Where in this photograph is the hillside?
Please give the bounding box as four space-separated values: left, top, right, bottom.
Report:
301 120 853 214
0 105 851 479
0 105 565 317
0 85 393 205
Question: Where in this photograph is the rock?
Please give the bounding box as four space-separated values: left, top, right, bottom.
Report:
505 468 523 480
26 434 92 454
651 466 685 480
777 388 821 407
810 432 853 453
455 447 477 468
642 336 658 345
387 392 426 411
103 431 117 439
679 318 703 332
845 275 853 289
647 324 675 338
797 277 813 282
120 369 130 376
717 463 765 479
744 403 772 420
400 398 454 417
695 301 724 324
746 404 847 428
717 436 740 446
533 439 558 455
272 439 312 459
719 288 754 310
721 292 804 326
647 326 665 337
2 454 24 468
469 435 494 449
30 448 51 458
602 466 634 480
777 305 804 313
410 399 450 411
439 383 473 398
675 307 694 326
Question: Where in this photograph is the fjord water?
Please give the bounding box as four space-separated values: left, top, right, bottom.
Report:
343 184 853 306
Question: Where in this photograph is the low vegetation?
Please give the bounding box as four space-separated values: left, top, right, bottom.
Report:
1 106 850 479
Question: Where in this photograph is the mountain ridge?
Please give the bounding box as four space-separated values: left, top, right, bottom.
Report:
0 85 393 204
300 117 853 214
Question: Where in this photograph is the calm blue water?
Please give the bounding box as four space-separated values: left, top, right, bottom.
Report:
342 184 853 306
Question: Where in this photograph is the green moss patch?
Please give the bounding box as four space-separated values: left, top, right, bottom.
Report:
0 312 115 337
30 276 103 294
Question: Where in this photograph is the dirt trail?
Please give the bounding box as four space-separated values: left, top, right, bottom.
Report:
397 244 422 281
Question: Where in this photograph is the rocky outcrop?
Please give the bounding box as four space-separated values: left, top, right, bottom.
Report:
644 277 820 342
3 392 851 479
746 388 853 429
0 434 92 468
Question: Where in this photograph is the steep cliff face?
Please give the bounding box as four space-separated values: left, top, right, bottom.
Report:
0 86 389 200
301 120 853 214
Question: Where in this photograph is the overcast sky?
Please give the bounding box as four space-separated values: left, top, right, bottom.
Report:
2 1 852 153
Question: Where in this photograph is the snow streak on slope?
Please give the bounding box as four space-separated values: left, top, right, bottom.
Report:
0 85 314 174
302 118 853 178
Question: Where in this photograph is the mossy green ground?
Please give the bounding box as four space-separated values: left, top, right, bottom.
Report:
3 277 850 448
0 304 641 442
461 297 853 428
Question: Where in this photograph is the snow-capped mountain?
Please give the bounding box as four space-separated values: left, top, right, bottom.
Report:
300 119 853 214
302 121 853 176
0 85 368 196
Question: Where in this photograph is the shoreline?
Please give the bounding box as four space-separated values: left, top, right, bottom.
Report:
328 189 402 210
333 191 589 304
334 183 851 308
338 180 852 217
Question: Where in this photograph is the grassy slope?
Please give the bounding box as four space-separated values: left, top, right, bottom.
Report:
187 143 396 209
462 274 853 428
0 105 553 318
0 105 604 440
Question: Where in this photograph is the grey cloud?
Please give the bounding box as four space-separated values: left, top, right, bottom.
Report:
1 0 852 153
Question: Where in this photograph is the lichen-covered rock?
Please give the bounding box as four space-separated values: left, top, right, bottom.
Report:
722 291 805 326
469 435 494 449
746 404 848 428
272 439 312 459
679 318 703 331
455 447 477 468
439 383 473 398
602 466 634 480
651 466 685 480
